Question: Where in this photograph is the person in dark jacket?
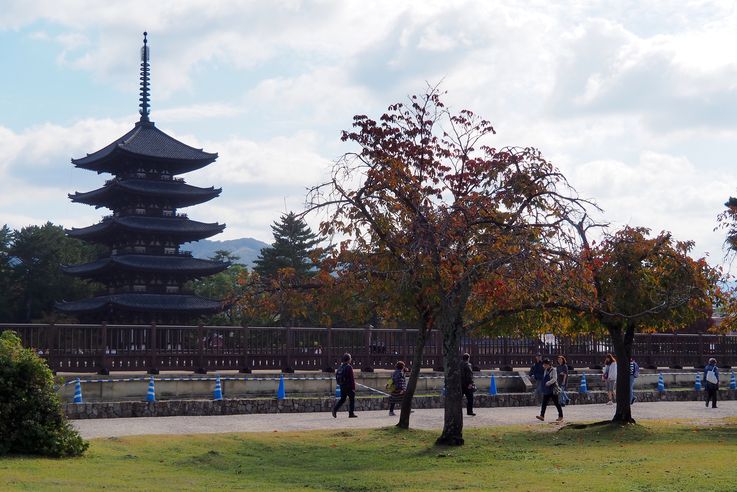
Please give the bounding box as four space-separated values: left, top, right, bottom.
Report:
461 353 476 416
704 357 719 409
529 354 545 396
536 359 563 422
332 353 357 418
388 361 407 416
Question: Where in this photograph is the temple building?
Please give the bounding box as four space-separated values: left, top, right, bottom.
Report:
56 33 228 324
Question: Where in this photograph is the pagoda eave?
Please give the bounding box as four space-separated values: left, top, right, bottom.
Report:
69 180 221 208
66 216 226 243
63 255 229 278
56 294 223 314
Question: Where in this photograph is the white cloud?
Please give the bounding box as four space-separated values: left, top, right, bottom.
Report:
2 0 737 267
569 151 734 258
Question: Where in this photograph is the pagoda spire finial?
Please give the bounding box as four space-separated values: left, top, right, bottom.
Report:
139 31 151 123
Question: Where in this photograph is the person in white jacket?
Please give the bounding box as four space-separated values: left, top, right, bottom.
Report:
602 353 617 405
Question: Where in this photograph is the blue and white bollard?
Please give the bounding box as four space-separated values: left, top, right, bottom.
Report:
695 373 702 391
579 373 588 394
277 374 286 400
73 378 83 404
488 374 497 396
213 375 223 401
441 386 447 397
730 371 736 390
657 373 665 393
146 376 156 402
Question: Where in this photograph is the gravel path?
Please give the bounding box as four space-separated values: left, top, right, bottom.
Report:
73 400 736 439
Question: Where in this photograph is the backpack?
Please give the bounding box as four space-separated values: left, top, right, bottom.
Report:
336 364 347 385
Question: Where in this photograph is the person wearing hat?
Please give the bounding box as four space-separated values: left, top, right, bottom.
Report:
703 357 719 409
536 358 563 422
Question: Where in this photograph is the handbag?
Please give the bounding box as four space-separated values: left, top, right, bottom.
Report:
706 369 718 385
386 379 396 392
553 383 561 395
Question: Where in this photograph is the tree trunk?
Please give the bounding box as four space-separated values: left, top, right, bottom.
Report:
435 309 465 446
397 326 429 429
609 322 636 424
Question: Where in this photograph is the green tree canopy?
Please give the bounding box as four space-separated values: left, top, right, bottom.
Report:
2 222 102 322
253 212 320 280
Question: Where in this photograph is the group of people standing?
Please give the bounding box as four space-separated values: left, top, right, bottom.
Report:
332 351 724 420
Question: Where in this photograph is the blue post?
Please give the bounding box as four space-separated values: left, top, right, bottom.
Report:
441 386 446 397
73 378 83 404
695 373 702 391
335 384 341 398
488 374 497 396
579 373 588 394
146 376 156 402
213 375 223 401
657 373 665 393
277 374 286 400
730 371 736 390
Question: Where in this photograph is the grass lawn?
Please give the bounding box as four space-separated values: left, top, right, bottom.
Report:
2 418 736 491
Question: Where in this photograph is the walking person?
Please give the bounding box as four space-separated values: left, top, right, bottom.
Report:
332 353 357 418
556 355 570 406
602 353 617 405
536 358 563 422
529 353 545 396
388 361 407 416
704 357 719 409
461 353 476 416
629 357 640 404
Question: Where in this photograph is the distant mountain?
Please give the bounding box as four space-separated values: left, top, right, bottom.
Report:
183 237 269 266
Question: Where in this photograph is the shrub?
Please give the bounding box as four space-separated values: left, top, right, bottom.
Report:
0 330 88 457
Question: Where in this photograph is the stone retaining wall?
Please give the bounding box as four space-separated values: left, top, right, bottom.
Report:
64 389 737 419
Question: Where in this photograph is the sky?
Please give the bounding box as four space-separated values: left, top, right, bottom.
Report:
1 0 736 268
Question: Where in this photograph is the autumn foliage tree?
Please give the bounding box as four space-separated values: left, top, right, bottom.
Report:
561 223 719 423
308 87 589 445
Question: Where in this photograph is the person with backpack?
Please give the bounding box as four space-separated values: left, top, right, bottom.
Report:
535 358 563 422
629 357 640 404
332 353 357 418
388 360 407 416
703 357 719 409
461 353 476 416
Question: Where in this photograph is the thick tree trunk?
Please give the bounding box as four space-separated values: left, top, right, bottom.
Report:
397 326 429 429
609 322 636 424
435 310 465 446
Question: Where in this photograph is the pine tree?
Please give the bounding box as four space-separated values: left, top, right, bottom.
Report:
254 212 320 280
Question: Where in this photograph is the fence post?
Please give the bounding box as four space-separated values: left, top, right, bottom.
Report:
195 324 207 374
324 326 333 372
44 323 57 374
239 325 251 373
148 323 159 374
283 327 294 373
98 322 109 375
363 325 374 372
402 326 408 364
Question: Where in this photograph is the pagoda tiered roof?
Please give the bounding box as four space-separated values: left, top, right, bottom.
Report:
70 179 222 209
58 32 228 324
63 255 229 278
71 120 217 174
55 293 222 314
66 216 225 243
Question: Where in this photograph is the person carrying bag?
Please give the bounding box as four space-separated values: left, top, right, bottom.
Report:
704 357 719 409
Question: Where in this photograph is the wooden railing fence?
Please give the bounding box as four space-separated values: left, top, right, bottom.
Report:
3 323 735 374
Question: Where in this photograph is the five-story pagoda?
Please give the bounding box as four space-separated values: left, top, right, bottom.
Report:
56 33 228 324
